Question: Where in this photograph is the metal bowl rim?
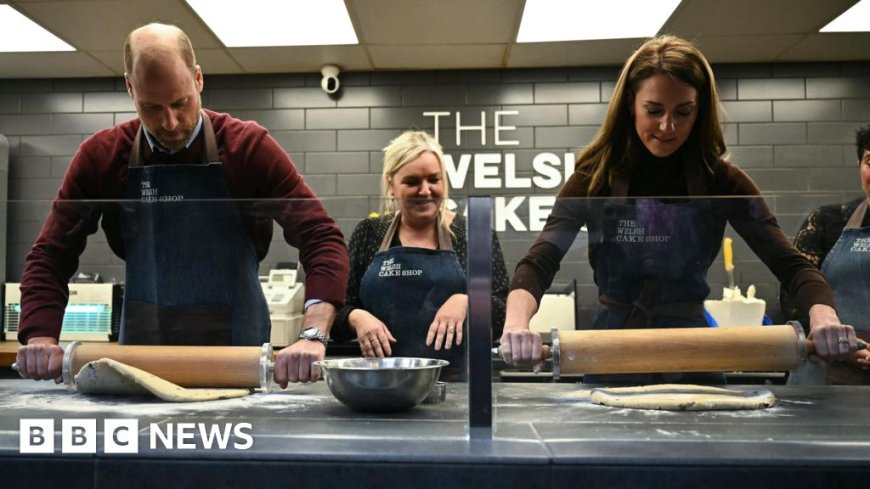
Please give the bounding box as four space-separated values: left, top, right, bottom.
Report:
313 357 450 371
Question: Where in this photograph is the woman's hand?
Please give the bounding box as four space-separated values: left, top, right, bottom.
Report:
852 345 870 370
427 294 467 351
807 304 858 364
499 328 544 370
499 289 546 371
349 309 397 357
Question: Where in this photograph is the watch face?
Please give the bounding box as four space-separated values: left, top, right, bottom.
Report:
301 328 325 342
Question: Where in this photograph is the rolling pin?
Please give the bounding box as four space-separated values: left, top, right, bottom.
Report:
548 323 863 379
56 342 275 390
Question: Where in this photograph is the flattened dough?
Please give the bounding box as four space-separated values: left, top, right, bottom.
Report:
75 358 252 402
590 384 775 411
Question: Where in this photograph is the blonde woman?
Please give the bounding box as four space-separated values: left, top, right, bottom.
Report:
331 131 508 376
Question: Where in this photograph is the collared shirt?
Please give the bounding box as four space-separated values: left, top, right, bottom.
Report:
142 115 203 154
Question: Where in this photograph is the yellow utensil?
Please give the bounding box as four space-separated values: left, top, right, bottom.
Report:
723 237 735 290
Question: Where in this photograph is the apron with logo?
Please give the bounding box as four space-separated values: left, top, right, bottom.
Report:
585 159 724 384
821 199 870 384
118 113 270 345
359 215 467 374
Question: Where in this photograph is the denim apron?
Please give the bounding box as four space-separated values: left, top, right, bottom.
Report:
118 113 270 346
359 215 467 374
586 159 724 384
821 199 870 384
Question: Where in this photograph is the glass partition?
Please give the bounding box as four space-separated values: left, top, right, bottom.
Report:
3 190 869 446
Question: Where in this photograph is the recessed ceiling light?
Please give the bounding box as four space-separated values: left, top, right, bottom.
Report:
186 0 358 47
820 0 870 32
0 5 74 52
517 0 682 43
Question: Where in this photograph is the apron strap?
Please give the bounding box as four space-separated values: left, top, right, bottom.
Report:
128 111 218 167
378 213 454 252
201 114 220 163
846 199 869 229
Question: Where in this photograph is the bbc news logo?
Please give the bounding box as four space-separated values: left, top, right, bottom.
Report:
20 419 254 453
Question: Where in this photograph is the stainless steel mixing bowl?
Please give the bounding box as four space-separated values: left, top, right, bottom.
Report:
313 357 450 413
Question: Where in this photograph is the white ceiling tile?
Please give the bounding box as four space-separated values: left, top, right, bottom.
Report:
13 0 223 50
228 45 372 73
369 44 506 70
0 52 115 77
507 39 642 68
349 0 523 44
691 35 805 63
0 0 865 77
663 0 859 37
778 32 870 61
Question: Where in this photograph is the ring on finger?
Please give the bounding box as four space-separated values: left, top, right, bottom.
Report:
837 337 849 345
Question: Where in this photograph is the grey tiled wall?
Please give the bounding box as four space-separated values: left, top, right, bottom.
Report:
1 63 869 325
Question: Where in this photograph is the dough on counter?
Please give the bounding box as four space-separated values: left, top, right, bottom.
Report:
75 358 252 402
590 384 775 411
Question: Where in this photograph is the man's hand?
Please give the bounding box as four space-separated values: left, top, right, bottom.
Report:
274 340 325 388
16 337 64 381
273 302 336 388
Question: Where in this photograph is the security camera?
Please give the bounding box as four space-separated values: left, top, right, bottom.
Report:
321 65 340 95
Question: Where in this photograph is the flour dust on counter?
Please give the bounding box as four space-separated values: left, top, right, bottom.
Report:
0 385 325 416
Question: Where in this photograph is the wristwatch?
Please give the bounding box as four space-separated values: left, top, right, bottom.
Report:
298 327 329 346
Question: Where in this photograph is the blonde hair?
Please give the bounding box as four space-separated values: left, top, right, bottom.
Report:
381 130 451 233
576 35 726 195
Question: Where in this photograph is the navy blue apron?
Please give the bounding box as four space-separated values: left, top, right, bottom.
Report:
118 113 270 346
820 199 870 384
359 215 467 376
586 159 724 384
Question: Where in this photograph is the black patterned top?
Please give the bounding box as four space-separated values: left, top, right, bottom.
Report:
331 214 509 344
781 197 870 322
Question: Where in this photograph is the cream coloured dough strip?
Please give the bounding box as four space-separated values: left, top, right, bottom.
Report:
590 383 776 411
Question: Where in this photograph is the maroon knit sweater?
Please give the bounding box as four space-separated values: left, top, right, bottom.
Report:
18 109 349 343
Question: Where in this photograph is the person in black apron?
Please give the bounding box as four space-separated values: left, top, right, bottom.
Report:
359 213 468 376
333 131 509 381
120 114 271 347
355 132 467 374
821 199 870 384
500 35 859 382
15 24 341 386
784 129 870 384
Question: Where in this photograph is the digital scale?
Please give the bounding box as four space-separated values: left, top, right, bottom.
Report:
261 267 305 347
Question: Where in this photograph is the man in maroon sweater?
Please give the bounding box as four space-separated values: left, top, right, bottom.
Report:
15 23 349 388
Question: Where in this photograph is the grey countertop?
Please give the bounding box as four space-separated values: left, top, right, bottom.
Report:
1 379 869 488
